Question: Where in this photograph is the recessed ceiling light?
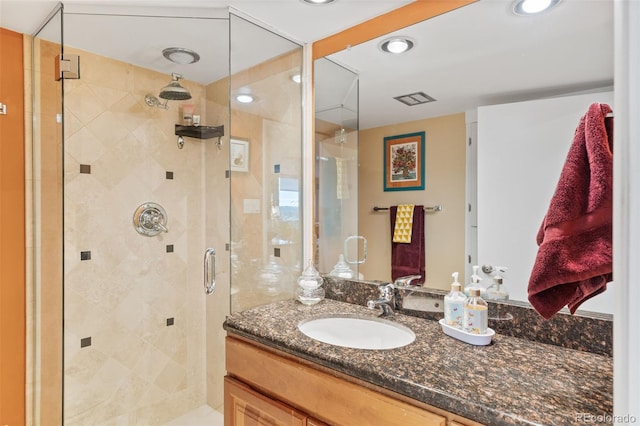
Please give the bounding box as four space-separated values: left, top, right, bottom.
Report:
301 0 336 4
512 0 561 15
236 94 256 104
162 47 200 65
379 37 415 54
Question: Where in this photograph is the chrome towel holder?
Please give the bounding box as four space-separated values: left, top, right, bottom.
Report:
372 205 442 213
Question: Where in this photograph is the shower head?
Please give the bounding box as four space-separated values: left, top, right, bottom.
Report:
159 73 192 101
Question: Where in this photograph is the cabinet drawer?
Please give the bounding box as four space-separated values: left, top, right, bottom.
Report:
226 336 447 426
225 376 307 426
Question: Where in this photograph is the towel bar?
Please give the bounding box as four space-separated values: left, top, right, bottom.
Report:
373 205 442 213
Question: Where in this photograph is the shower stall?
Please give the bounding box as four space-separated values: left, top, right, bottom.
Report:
313 57 360 277
30 4 303 424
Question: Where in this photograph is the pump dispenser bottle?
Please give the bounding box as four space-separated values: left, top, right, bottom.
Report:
486 267 509 300
465 265 483 296
444 272 466 328
463 288 488 334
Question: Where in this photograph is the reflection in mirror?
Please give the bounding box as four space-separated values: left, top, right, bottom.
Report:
314 57 360 277
315 0 614 314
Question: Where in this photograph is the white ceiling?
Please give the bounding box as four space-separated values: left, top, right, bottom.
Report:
0 0 412 43
0 0 614 129
324 0 614 129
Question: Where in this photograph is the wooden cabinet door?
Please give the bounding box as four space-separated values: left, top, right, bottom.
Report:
225 376 307 426
306 418 329 426
226 337 447 426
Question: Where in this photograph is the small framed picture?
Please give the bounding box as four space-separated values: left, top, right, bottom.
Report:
230 138 249 172
383 131 425 191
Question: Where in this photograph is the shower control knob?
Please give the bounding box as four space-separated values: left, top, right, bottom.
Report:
133 202 168 236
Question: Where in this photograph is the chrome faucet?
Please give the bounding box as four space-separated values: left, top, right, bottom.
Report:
393 275 422 288
367 283 398 317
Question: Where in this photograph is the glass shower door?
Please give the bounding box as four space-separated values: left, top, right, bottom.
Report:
31 5 304 425
229 15 304 313
33 5 232 424
31 4 64 424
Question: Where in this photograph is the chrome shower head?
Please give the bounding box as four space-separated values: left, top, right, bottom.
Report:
159 73 192 101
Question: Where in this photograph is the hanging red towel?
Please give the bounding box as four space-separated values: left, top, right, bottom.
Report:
390 205 425 284
528 103 613 319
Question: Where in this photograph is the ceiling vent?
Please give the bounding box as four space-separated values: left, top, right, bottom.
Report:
393 92 436 106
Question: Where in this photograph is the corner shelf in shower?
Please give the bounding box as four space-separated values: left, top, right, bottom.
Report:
175 124 225 140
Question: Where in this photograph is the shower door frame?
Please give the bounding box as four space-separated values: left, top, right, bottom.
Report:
29 4 307 424
31 4 234 423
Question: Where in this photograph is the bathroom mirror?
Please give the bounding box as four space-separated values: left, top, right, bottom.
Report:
314 0 614 314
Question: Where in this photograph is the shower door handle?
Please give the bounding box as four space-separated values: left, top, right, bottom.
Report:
204 248 216 295
344 235 367 265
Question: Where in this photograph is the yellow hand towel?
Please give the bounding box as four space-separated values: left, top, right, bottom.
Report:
393 204 415 243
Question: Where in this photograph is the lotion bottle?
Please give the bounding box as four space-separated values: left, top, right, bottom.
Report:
182 103 194 125
486 267 509 300
464 265 483 296
463 288 488 334
444 272 466 328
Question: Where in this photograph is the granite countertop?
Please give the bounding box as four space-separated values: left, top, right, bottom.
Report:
223 299 613 426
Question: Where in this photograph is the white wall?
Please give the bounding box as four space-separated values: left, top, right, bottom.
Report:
614 0 640 418
477 91 614 314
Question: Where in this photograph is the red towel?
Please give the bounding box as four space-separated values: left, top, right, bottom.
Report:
528 103 613 319
390 205 425 284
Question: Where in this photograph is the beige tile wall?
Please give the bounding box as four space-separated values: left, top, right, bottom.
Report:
61 47 228 424
29 26 302 425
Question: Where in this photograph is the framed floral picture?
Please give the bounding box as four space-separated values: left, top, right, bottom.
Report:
383 131 425 191
230 138 249 172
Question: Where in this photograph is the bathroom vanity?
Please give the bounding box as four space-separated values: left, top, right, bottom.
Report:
223 298 613 426
225 336 477 426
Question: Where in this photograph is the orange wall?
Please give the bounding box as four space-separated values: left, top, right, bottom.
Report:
0 27 26 426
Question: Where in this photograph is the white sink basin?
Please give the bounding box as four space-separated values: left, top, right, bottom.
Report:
297 314 415 350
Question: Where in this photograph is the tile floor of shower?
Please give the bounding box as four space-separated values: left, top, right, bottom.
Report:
163 405 223 426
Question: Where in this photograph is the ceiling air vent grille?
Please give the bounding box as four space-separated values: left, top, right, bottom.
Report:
393 92 436 106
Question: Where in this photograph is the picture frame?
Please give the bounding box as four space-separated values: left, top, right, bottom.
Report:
230 138 249 172
383 131 425 191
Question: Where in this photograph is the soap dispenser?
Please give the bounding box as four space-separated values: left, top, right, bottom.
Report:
444 272 466 328
463 288 488 334
296 260 325 305
464 265 483 296
486 267 509 300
